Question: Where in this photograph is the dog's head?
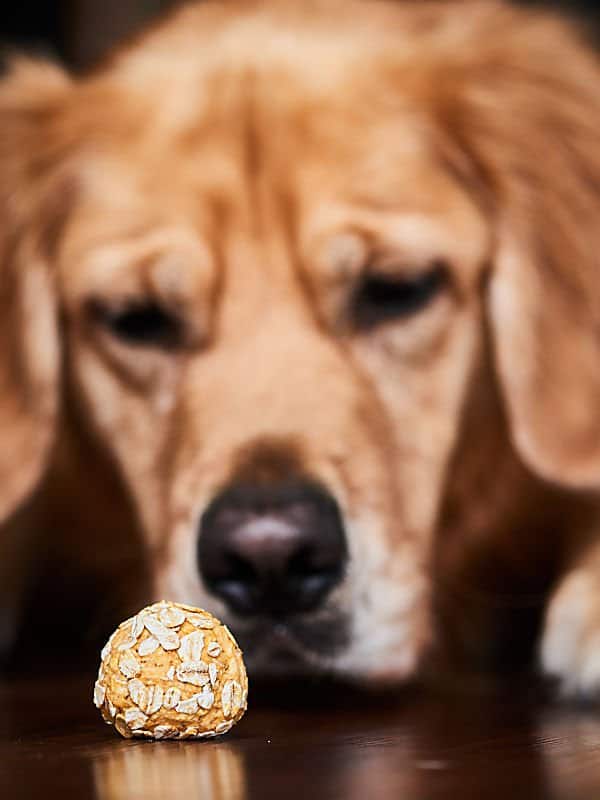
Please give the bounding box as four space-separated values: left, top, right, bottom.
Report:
2 0 600 683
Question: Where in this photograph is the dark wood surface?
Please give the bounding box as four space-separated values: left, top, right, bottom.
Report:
2 674 600 800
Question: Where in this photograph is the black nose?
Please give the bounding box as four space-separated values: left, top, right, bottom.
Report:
198 481 347 617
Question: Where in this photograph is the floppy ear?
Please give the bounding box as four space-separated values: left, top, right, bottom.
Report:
445 8 600 489
0 58 71 523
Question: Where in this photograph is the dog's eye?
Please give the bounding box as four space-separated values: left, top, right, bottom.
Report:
352 263 447 330
89 300 183 349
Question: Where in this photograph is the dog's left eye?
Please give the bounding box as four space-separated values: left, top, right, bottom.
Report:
351 263 447 330
89 300 183 349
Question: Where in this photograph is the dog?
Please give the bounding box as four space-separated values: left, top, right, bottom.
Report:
1 0 600 694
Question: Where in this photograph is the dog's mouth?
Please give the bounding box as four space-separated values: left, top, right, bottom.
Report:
230 612 351 676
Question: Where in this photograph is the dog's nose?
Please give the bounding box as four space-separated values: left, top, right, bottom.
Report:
198 481 347 617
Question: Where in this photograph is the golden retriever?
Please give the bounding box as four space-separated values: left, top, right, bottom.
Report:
1 0 600 694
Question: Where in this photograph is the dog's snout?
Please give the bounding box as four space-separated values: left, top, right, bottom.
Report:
198 481 347 617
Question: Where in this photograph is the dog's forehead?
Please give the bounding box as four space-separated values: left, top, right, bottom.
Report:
108 0 437 96
74 0 450 199
61 1 489 289
73 67 461 227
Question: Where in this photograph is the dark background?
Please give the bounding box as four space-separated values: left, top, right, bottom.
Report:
0 0 599 70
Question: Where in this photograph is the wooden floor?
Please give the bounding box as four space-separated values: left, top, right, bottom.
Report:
2 674 600 800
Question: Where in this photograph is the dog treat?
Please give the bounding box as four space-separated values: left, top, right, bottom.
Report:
93 601 248 740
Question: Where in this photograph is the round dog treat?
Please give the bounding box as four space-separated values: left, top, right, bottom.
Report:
93 601 248 740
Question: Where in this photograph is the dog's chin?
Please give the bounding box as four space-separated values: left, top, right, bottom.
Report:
228 613 351 680
236 627 424 693
228 610 428 688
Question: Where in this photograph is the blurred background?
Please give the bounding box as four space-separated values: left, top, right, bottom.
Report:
0 0 599 71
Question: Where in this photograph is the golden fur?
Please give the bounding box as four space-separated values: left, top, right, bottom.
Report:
1 0 600 691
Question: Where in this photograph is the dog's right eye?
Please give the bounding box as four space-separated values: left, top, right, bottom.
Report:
88 299 184 349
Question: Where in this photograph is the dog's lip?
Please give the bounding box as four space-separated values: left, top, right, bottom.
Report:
268 621 316 657
230 613 350 666
257 624 312 664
